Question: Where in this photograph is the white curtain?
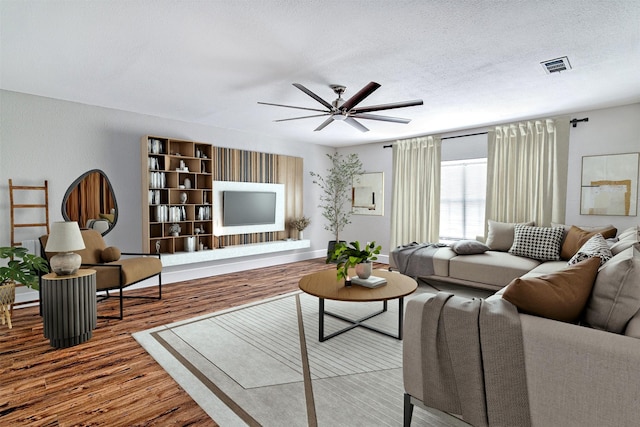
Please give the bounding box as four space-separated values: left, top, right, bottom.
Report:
390 136 442 248
485 118 569 228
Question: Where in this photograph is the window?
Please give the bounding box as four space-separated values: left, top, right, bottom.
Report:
439 158 487 242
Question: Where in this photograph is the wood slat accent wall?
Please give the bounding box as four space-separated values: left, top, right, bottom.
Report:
211 146 303 247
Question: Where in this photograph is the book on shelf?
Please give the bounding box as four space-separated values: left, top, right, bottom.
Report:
351 275 387 288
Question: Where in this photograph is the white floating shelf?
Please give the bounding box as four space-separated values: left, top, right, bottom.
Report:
159 239 311 267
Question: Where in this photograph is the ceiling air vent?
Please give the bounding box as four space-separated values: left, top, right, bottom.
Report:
541 56 572 74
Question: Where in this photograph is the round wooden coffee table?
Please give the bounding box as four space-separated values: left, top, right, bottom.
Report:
299 269 417 342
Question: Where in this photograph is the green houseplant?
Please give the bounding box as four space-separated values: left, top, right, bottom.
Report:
327 241 381 281
310 152 364 249
0 246 49 291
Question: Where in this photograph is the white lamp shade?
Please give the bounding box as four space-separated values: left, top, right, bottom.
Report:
45 221 86 252
46 222 85 275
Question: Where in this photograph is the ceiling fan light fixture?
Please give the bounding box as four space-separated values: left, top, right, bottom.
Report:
259 81 422 133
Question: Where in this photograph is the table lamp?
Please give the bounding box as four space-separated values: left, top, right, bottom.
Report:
45 221 86 275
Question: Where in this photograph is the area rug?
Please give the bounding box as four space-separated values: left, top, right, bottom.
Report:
134 283 482 426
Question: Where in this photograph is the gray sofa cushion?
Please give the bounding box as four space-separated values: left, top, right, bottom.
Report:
451 240 490 255
521 261 567 278
486 220 534 251
449 251 540 287
583 243 640 333
611 226 640 255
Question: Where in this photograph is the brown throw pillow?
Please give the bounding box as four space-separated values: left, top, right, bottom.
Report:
101 246 121 262
560 225 617 260
502 257 600 323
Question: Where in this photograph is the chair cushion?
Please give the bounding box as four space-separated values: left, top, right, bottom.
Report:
76 229 107 264
94 257 162 291
502 257 600 323
101 246 121 262
117 257 162 285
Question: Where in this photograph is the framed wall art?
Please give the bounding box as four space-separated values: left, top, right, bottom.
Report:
580 152 639 216
352 172 384 216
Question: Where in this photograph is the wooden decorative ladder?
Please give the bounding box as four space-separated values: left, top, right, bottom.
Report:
8 179 50 247
8 179 50 311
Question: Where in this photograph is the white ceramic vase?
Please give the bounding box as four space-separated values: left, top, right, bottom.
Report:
355 262 372 279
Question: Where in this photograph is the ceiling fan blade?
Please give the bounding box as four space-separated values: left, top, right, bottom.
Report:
257 101 328 113
314 116 335 131
344 117 369 132
350 99 423 114
351 113 411 124
340 81 381 112
274 113 331 122
292 83 334 110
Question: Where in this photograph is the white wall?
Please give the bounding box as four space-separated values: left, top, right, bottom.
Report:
0 90 333 283
2 90 638 278
565 103 640 230
339 102 640 257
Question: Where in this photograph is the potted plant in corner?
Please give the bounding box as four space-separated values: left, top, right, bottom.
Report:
0 246 49 328
327 241 381 282
310 152 364 254
288 216 310 240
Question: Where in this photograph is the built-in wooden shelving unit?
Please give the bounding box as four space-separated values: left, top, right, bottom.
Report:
141 136 214 254
141 136 306 263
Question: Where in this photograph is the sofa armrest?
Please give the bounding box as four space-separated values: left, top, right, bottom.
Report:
402 293 435 402
520 314 640 427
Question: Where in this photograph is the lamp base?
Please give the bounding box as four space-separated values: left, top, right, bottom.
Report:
50 252 82 276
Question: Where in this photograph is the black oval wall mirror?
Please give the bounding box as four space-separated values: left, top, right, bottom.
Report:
62 169 118 236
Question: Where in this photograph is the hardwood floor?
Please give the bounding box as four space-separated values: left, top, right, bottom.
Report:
0 258 359 426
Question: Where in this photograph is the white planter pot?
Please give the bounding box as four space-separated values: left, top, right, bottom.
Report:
355 262 372 279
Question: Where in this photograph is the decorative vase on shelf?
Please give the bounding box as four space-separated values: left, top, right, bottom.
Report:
355 262 372 279
180 192 188 204
298 230 304 240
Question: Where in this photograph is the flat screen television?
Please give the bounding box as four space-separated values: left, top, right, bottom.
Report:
223 191 277 226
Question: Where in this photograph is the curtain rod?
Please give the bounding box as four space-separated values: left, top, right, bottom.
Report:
383 116 589 148
382 131 488 148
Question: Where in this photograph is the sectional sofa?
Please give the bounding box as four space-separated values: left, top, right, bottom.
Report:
401 223 640 426
391 220 619 291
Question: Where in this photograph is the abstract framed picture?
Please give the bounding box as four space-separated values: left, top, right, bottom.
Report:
352 172 384 216
580 152 639 216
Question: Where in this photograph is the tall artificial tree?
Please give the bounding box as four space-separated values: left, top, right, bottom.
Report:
310 152 364 243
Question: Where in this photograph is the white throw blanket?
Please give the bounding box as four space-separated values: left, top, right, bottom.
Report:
420 292 531 427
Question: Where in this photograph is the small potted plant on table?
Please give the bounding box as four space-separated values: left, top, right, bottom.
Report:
327 240 381 284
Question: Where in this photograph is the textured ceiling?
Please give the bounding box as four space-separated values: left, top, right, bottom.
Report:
2 0 639 147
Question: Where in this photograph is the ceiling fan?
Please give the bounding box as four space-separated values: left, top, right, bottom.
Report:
258 82 423 132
